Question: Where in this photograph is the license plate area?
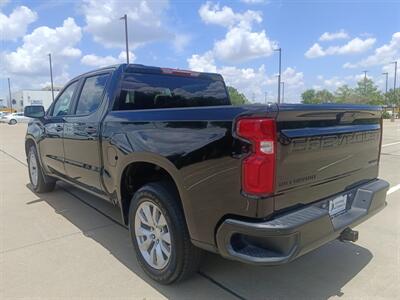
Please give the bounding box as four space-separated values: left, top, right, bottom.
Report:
329 195 348 216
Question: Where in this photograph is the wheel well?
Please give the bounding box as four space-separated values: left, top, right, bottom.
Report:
120 162 181 225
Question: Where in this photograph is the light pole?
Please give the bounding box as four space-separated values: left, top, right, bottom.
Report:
7 78 12 111
281 82 285 103
363 70 368 95
264 91 267 104
274 48 282 104
48 53 55 102
392 61 397 122
382 72 389 95
120 14 130 64
382 72 389 108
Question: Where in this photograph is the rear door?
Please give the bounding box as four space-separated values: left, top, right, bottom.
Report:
39 81 79 176
63 72 110 193
274 105 382 211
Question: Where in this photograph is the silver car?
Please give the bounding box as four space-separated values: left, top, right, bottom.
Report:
1 112 31 125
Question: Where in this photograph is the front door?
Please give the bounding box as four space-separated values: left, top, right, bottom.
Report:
63 73 110 193
39 81 79 176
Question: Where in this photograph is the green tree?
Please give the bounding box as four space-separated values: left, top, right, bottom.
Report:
301 89 317 104
384 88 400 105
315 89 334 103
334 85 355 103
227 86 249 105
353 78 384 105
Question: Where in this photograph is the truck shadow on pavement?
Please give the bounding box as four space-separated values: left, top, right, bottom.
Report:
27 183 373 300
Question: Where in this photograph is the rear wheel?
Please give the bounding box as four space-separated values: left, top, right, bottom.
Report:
9 119 17 125
129 182 202 284
28 146 56 193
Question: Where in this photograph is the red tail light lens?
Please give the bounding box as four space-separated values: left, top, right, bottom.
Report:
236 118 276 196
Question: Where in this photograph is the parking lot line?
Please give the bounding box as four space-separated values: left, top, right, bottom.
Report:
382 141 400 147
387 184 400 195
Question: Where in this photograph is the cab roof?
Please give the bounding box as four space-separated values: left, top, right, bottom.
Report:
77 63 224 81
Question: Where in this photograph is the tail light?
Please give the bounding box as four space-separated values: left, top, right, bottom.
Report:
236 118 276 196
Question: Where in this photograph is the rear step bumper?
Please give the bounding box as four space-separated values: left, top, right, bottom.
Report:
216 179 389 265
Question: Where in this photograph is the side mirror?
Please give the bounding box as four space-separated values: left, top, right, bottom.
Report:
24 105 45 118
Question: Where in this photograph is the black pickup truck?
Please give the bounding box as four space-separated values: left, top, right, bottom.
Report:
24 64 389 284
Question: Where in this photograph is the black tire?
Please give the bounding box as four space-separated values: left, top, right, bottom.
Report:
9 119 17 125
27 145 56 193
129 182 202 284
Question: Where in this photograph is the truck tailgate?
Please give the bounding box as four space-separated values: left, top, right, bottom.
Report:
274 105 382 211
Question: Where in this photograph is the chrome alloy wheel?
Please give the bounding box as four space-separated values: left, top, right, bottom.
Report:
29 150 38 187
135 201 172 269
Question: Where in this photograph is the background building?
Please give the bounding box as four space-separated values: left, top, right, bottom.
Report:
11 86 61 111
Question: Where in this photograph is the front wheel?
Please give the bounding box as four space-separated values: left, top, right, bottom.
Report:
9 119 17 125
28 146 56 193
129 182 202 284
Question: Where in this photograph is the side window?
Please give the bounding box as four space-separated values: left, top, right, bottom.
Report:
52 81 78 116
75 74 110 115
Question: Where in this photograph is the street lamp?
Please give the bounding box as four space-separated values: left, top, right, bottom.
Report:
391 61 397 122
274 47 282 104
382 72 389 95
281 82 285 103
382 72 389 110
120 14 130 64
7 78 12 111
48 53 55 102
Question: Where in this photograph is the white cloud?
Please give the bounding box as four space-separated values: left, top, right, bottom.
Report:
323 76 346 88
281 67 304 88
199 2 276 63
0 6 37 41
2 18 82 76
187 51 217 73
214 26 276 62
118 50 136 62
81 0 172 49
305 43 326 58
172 34 191 53
305 37 376 58
315 74 374 91
342 62 356 69
319 30 349 41
187 52 304 102
199 1 262 28
343 32 400 69
240 0 268 3
332 37 375 55
1 17 82 93
199 2 238 27
382 63 400 79
81 51 136 68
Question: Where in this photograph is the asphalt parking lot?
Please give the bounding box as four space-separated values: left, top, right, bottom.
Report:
1 121 399 299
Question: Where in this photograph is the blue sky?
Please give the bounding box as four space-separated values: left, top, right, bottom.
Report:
1 0 399 103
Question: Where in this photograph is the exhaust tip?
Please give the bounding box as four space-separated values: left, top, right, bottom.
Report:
339 228 359 242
